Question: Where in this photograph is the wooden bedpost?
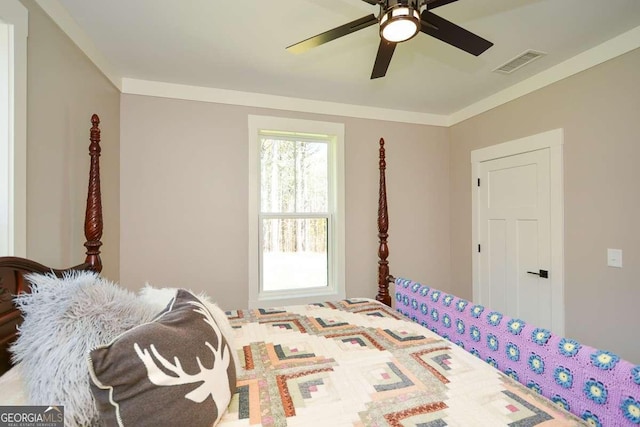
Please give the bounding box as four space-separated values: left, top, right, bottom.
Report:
376 138 393 306
0 114 106 375
84 114 103 272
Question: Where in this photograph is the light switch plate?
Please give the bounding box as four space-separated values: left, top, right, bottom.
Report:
607 248 623 268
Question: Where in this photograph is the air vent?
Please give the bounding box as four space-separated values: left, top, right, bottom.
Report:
494 50 546 74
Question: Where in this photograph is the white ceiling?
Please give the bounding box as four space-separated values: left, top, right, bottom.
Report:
53 0 640 119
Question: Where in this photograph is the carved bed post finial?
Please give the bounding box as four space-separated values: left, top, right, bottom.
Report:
84 114 103 272
377 138 392 306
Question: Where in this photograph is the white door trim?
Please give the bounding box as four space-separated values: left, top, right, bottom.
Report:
471 129 565 335
0 1 28 257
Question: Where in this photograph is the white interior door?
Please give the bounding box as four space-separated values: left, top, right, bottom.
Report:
479 149 551 327
472 130 564 335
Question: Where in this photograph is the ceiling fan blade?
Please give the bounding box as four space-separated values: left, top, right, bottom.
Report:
420 10 493 56
426 0 459 9
371 39 396 79
287 14 378 54
360 0 379 4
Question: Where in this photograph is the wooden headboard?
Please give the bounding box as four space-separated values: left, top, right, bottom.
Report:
0 114 104 375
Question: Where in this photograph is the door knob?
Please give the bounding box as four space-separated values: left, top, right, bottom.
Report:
527 270 548 278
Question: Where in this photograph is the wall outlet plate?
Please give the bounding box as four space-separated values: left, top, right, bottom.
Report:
607 248 623 268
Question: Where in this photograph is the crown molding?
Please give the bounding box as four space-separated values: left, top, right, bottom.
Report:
121 78 448 126
35 0 121 91
448 25 640 126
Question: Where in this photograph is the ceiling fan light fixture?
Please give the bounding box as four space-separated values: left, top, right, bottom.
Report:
380 6 421 43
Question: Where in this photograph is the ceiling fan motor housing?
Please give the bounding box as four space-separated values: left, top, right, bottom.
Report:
380 0 427 15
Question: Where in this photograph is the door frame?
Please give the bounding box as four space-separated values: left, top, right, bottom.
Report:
471 129 565 335
0 1 28 257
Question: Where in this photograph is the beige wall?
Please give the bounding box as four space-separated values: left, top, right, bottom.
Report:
119 95 450 309
449 48 640 362
21 1 120 279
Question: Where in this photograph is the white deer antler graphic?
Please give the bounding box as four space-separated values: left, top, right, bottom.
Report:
134 299 231 410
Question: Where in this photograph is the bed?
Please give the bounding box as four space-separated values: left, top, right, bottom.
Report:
0 117 635 426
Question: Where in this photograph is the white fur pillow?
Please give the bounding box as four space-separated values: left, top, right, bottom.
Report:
11 272 161 427
138 284 241 373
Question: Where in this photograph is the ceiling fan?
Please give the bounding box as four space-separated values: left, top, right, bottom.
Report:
286 0 493 79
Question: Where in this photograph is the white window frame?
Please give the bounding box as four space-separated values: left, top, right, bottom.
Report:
248 115 345 308
0 0 27 257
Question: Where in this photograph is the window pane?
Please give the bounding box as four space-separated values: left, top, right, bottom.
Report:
262 218 327 291
260 138 328 213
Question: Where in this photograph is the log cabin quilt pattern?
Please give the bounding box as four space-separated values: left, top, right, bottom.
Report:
219 299 586 426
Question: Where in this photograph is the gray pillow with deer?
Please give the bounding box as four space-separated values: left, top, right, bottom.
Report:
88 289 237 427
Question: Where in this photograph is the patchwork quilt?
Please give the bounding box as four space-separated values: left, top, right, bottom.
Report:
219 299 586 426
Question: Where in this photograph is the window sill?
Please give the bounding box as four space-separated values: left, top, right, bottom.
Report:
249 288 345 309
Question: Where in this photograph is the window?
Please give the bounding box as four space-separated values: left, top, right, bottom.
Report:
248 116 345 307
0 1 27 257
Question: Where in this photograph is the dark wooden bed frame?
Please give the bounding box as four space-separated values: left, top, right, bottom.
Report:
0 123 394 376
376 138 395 306
0 114 104 375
